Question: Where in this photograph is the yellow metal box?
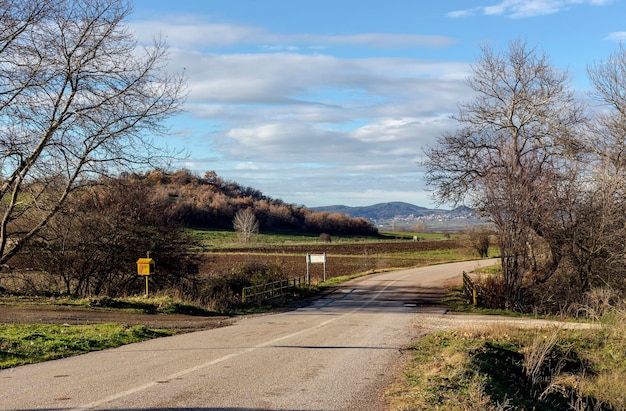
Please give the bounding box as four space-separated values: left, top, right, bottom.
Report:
136 258 155 276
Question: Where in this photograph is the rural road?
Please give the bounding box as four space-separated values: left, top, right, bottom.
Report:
1 259 498 411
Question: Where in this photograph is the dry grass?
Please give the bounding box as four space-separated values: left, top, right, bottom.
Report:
387 313 626 410
523 327 562 398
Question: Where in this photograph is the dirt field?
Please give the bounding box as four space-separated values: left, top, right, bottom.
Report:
198 240 471 282
0 304 236 333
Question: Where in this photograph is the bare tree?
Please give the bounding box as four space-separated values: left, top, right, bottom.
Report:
0 0 185 266
18 178 198 297
576 43 626 289
587 43 626 170
424 39 586 308
233 208 259 244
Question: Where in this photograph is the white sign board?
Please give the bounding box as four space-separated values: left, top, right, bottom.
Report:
306 253 327 282
307 254 326 264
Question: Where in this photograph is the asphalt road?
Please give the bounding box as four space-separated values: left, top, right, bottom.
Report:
0 259 497 411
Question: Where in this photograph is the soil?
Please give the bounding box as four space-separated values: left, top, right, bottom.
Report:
0 304 236 333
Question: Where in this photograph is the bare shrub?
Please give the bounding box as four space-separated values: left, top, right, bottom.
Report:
475 274 506 309
11 179 198 297
466 225 492 258
523 262 597 315
235 261 285 286
199 275 248 312
197 261 285 311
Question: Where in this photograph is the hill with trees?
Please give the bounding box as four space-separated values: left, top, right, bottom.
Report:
127 168 378 236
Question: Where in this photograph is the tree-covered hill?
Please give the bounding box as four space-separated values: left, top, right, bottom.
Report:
120 169 378 236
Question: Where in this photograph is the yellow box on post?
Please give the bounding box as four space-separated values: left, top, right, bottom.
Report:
137 258 155 276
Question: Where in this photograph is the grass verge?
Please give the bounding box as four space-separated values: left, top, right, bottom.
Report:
386 319 626 410
0 323 172 369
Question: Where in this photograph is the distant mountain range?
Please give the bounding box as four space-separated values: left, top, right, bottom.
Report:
310 201 468 220
311 201 486 230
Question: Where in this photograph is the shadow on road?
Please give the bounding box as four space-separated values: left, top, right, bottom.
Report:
301 281 453 313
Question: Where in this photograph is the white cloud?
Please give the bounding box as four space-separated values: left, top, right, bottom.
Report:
446 9 480 18
131 18 267 48
166 50 471 108
448 0 614 19
134 17 471 208
605 32 626 41
299 33 456 49
131 18 456 50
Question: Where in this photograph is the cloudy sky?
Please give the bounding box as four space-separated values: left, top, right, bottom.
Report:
130 0 625 209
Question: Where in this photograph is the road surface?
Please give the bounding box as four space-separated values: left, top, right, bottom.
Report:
1 259 497 411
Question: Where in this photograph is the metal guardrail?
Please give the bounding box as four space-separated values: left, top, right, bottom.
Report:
242 276 307 304
463 271 478 305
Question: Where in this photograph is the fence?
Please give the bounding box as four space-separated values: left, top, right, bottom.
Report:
241 276 307 304
462 271 478 305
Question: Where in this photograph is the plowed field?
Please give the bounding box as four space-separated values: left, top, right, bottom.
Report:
199 240 473 282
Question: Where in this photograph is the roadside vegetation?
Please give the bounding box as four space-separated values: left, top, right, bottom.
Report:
386 301 626 410
0 323 172 369
387 324 626 410
386 266 626 410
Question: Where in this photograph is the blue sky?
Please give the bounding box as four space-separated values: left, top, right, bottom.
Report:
130 0 625 209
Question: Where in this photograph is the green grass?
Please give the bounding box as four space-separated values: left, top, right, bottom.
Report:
187 228 321 247
0 295 219 369
383 248 466 260
0 323 172 369
188 228 386 247
1 295 218 316
0 295 91 307
187 227 455 249
379 231 457 240
474 258 502 274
